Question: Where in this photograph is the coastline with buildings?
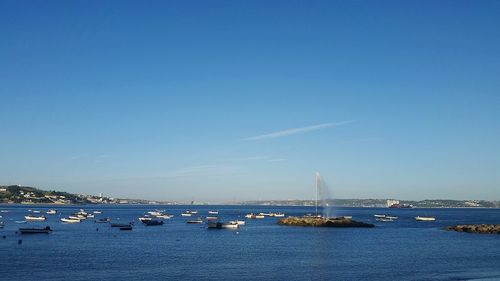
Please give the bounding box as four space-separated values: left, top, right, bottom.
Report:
1 185 498 208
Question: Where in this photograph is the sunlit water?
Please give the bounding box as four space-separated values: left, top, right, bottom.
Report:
1 205 499 281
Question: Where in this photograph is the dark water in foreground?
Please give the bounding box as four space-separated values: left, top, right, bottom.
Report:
0 205 499 281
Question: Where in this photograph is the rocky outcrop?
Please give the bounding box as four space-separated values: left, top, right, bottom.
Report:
278 216 374 228
445 224 500 234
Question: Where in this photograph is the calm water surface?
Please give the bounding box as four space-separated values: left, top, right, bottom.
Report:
0 205 499 281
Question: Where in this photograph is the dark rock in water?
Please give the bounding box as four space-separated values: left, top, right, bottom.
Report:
445 224 500 234
278 216 374 228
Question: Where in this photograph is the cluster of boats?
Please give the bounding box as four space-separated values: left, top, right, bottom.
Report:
374 214 436 222
245 212 285 219
60 209 100 223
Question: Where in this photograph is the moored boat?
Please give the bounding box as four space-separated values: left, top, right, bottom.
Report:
47 209 57 215
155 214 173 219
208 211 219 215
181 213 192 217
119 226 133 230
25 215 46 221
415 216 436 221
206 216 218 220
19 226 52 234
187 218 203 224
61 218 81 223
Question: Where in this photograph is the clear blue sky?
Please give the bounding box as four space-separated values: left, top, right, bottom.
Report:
1 1 499 201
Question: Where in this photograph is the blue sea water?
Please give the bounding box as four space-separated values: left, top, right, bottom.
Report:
0 205 499 281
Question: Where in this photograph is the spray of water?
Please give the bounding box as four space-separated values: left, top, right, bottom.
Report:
316 172 334 218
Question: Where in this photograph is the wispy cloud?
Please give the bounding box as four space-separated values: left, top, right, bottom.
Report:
267 158 287 162
243 120 354 141
160 165 235 179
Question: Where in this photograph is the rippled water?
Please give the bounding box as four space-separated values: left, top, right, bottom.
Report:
1 205 499 281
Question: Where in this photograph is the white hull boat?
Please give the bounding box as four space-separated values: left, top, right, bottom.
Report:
415 216 436 221
61 218 81 223
25 215 46 221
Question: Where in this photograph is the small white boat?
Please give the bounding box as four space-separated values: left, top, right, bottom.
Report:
61 218 81 223
374 214 398 220
69 215 86 220
272 213 285 217
47 209 57 215
32 210 41 213
15 220 27 224
190 210 198 214
415 216 436 221
208 211 219 215
187 218 204 224
245 213 264 219
155 214 173 219
206 216 218 220
221 222 239 229
0 222 4 228
376 217 396 222
230 220 245 226
25 215 46 221
181 213 192 217
93 211 102 214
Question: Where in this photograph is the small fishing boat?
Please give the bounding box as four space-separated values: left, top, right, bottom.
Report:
19 226 52 234
95 217 110 223
25 215 47 221
374 214 398 220
155 214 173 219
415 216 436 221
46 209 57 215
208 210 219 215
376 217 396 222
143 220 164 226
61 218 81 223
69 215 86 220
245 213 264 219
230 220 245 226
271 213 285 217
187 218 203 224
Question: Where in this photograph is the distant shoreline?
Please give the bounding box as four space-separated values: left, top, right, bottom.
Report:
1 202 499 209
